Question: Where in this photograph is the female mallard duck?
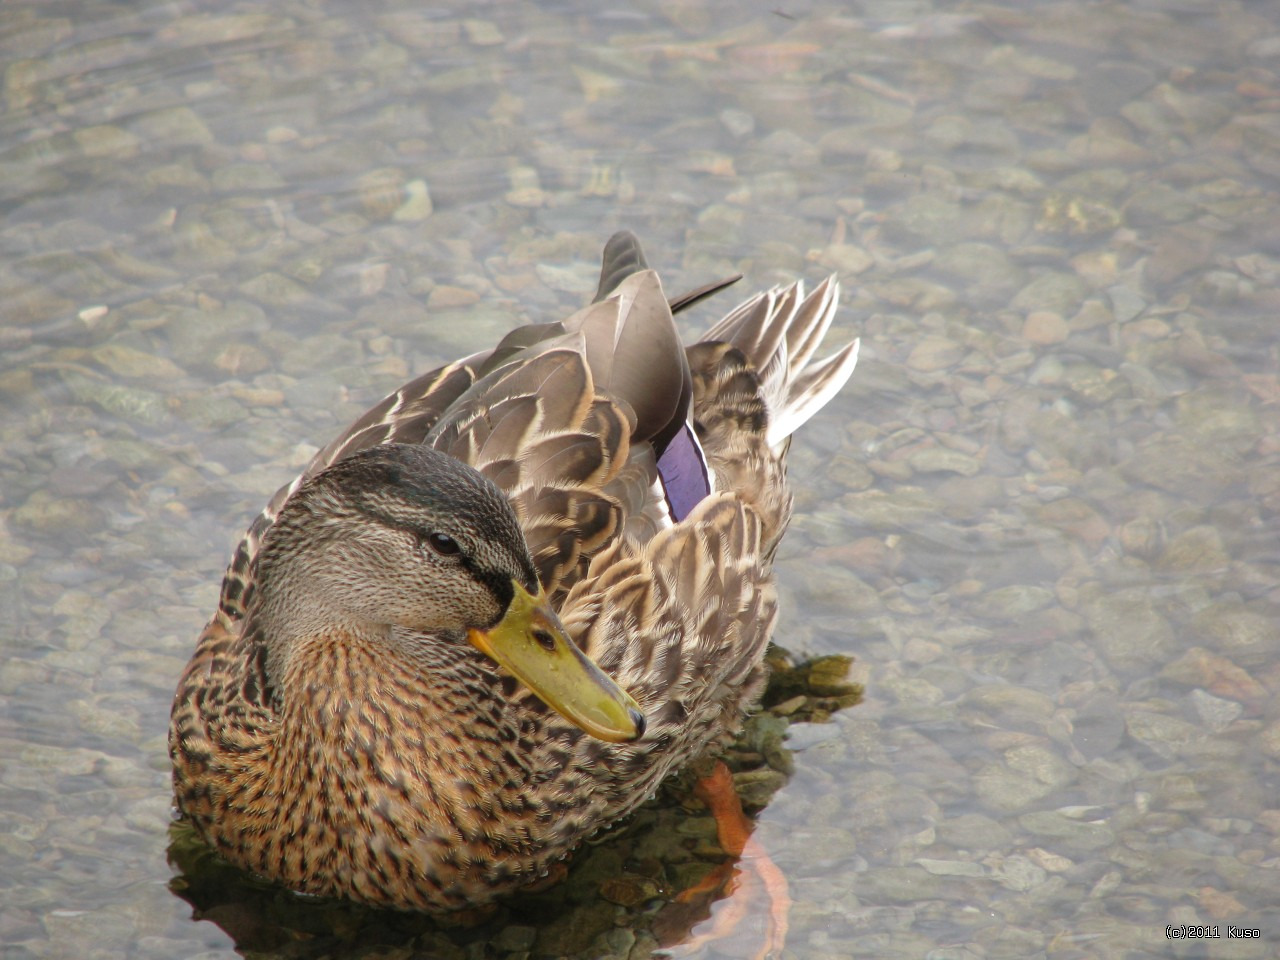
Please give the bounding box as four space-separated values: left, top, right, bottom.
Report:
170 231 859 911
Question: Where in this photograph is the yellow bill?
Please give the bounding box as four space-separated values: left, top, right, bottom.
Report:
468 580 645 743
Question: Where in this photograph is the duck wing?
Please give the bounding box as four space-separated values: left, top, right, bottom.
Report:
557 254 861 781
425 257 694 599
215 233 711 628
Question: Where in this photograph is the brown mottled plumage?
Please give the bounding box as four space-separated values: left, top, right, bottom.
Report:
169 231 859 911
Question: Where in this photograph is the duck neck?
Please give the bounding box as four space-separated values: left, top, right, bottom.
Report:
230 625 556 909
270 626 531 801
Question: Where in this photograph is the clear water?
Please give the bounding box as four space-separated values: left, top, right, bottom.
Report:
3 1 1279 958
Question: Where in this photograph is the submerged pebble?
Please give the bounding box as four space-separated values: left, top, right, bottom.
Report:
3 3 1279 960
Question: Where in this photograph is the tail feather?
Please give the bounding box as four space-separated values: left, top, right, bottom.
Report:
782 275 840 376
700 288 788 367
700 275 858 450
770 337 860 448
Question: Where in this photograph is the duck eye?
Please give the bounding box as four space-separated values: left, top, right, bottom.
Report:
424 532 461 556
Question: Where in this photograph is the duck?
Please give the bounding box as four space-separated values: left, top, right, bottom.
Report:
169 230 859 912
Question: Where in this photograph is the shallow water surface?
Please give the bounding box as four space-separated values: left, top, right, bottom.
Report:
4 1 1280 958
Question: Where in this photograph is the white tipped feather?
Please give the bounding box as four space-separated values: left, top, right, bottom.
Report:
768 337 859 449
707 275 858 449
782 275 840 373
